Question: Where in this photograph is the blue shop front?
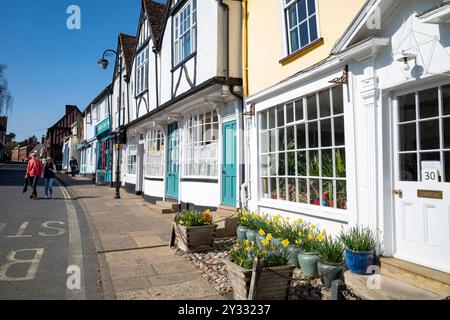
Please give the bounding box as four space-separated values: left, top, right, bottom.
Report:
95 118 112 185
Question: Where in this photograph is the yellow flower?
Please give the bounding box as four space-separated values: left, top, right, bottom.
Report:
262 239 269 246
245 247 251 252
266 234 273 241
317 235 323 242
321 229 326 235
308 234 313 240
281 239 290 247
311 224 316 229
243 239 249 246
258 229 265 236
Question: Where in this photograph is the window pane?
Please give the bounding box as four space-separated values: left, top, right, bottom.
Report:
297 151 307 176
269 130 277 152
288 178 296 202
322 180 334 208
420 120 439 150
420 152 441 182
299 22 309 48
308 15 318 42
262 178 269 198
298 178 308 203
307 94 317 120
260 131 269 154
400 153 418 181
288 5 297 27
297 0 307 21
399 93 416 122
295 99 304 121
308 121 319 148
279 178 287 200
286 125 295 150
319 89 331 118
277 105 284 127
290 29 300 53
332 86 344 115
270 177 277 199
336 180 347 210
269 109 276 129
445 152 450 182
309 179 320 206
335 148 346 178
296 123 306 149
307 0 316 15
278 153 286 175
444 117 450 148
419 88 439 119
399 123 417 151
320 119 332 147
334 116 345 146
269 154 277 175
260 155 269 176
443 84 450 115
287 152 296 176
309 150 319 176
286 103 294 123
321 149 333 177
278 128 285 151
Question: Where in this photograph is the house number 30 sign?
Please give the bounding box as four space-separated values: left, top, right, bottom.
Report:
421 161 442 183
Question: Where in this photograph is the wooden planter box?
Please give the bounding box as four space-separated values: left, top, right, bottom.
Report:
174 224 218 252
223 259 295 300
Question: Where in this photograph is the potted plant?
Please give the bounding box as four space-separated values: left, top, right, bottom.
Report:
277 218 305 267
174 209 217 252
316 235 345 288
338 226 377 275
224 239 295 300
245 213 260 242
236 209 250 242
297 223 321 277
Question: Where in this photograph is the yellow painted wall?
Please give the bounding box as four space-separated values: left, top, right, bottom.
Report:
247 0 366 96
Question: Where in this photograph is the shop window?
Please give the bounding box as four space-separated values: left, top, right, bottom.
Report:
259 85 347 210
144 130 165 177
127 143 137 175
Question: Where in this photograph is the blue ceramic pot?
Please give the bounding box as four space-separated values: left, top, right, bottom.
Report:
344 249 375 275
236 225 249 242
246 229 258 243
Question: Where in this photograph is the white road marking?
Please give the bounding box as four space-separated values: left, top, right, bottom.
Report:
0 248 44 281
0 223 5 235
38 221 66 237
57 182 86 300
4 222 32 238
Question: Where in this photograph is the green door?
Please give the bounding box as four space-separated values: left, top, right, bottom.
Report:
222 120 237 206
166 122 179 199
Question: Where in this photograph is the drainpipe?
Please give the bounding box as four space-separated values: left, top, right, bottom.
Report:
153 48 159 108
243 0 249 97
218 0 229 79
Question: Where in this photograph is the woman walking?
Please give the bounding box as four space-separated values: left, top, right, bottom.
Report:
25 151 43 199
42 157 57 199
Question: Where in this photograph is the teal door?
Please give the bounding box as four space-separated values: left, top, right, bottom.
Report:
166 122 179 199
222 120 237 206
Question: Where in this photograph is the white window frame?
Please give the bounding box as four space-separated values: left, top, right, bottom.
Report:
173 0 197 66
144 130 165 178
127 142 138 175
283 0 320 55
135 47 149 96
182 108 219 178
258 85 348 211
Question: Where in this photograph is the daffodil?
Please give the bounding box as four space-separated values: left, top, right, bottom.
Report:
281 239 290 247
245 247 251 253
308 234 313 240
317 235 323 242
258 229 265 236
243 239 249 246
266 234 273 241
262 239 269 246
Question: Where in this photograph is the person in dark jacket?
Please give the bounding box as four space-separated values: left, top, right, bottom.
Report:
42 157 57 199
69 157 78 177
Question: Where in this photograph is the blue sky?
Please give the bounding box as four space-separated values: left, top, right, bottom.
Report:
0 0 165 141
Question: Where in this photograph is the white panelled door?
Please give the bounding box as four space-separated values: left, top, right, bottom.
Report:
393 84 450 273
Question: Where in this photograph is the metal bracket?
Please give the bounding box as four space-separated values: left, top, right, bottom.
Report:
243 103 255 117
329 65 349 85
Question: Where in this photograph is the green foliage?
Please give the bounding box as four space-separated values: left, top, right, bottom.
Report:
335 149 346 178
229 240 289 270
338 226 377 252
321 152 333 177
309 153 319 176
174 209 213 227
317 236 344 264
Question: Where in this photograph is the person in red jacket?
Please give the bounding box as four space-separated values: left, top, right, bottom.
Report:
25 152 43 199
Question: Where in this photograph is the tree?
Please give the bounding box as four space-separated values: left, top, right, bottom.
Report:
0 64 13 115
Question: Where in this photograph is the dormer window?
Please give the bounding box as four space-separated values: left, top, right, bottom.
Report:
173 0 197 66
284 0 319 55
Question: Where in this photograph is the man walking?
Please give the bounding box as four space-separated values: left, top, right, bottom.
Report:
25 151 43 199
69 156 78 178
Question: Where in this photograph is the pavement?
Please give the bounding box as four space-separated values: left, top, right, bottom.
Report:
0 163 102 300
57 173 223 300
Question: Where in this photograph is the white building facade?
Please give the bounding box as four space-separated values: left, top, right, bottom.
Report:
245 0 450 273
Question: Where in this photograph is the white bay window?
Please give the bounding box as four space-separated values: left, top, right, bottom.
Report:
259 85 347 210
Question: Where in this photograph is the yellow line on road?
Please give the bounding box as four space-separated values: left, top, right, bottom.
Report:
56 181 70 199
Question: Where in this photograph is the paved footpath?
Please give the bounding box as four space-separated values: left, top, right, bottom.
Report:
57 174 222 300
